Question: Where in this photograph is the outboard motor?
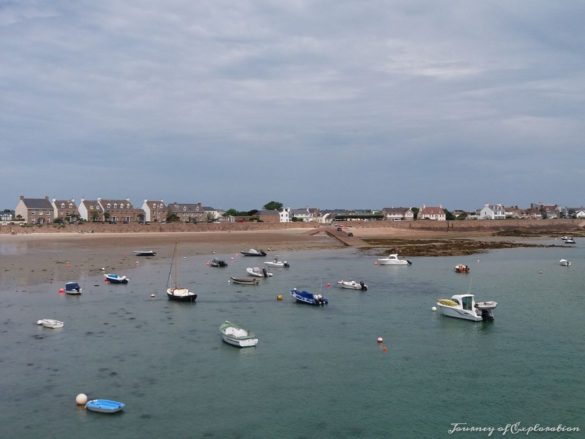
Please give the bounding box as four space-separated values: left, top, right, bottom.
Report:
262 268 268 278
360 281 367 291
481 309 494 321
283 261 290 268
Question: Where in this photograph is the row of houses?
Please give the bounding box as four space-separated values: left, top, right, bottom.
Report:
10 196 221 225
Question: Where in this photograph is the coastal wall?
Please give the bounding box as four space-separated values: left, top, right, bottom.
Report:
1 218 583 235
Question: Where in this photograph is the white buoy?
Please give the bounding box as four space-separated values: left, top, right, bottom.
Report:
75 393 88 405
377 336 384 344
150 293 155 298
432 306 437 312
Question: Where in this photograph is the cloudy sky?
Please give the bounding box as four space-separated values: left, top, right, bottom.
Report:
1 0 584 211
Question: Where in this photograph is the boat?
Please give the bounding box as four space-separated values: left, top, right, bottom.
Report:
104 273 129 284
210 258 228 268
166 244 197 302
36 319 64 329
337 280 367 291
230 276 259 286
264 257 290 268
436 293 497 321
563 237 576 244
377 253 411 265
219 321 259 348
290 288 328 306
85 399 125 414
133 250 157 256
240 249 267 257
246 267 273 278
65 282 82 295
560 259 572 267
454 264 470 273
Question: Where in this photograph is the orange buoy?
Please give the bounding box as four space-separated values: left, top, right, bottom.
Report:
58 288 65 294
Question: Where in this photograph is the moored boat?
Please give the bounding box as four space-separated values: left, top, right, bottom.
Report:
246 267 273 278
219 321 259 348
560 259 572 267
436 294 497 322
85 399 125 414
133 250 157 256
264 257 290 268
337 280 367 291
290 288 328 306
377 253 411 265
563 237 576 244
166 244 197 302
210 258 228 268
240 249 267 257
454 264 470 273
230 276 259 286
65 282 82 295
36 319 64 329
104 273 129 284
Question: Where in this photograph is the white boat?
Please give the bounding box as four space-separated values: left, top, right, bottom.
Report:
36 319 64 329
337 280 368 291
563 237 576 244
264 258 290 268
436 294 497 322
246 267 273 277
377 253 411 265
219 321 259 347
560 259 572 267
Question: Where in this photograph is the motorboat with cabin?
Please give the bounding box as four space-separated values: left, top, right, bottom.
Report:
290 288 328 306
65 282 82 295
377 253 411 265
436 293 497 321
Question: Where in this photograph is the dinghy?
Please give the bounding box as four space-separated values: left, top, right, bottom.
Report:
36 319 64 329
104 273 129 284
230 277 259 286
246 267 273 278
337 280 367 291
85 399 125 414
219 321 259 348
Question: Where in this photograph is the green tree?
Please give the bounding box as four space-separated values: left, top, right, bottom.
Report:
263 201 283 211
444 209 455 221
166 213 180 223
223 209 238 217
411 207 419 220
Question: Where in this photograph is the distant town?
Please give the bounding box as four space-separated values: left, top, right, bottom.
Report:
2 195 585 226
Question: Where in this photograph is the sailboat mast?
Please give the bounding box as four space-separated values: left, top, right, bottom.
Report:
167 243 178 289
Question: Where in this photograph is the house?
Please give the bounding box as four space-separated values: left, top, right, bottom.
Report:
279 207 291 223
15 196 54 224
167 202 205 223
97 198 143 223
479 204 506 220
1 209 15 222
541 205 560 219
504 206 525 219
142 200 168 223
202 206 225 222
575 209 585 219
382 207 414 221
291 208 321 222
418 205 446 221
78 199 103 222
51 199 80 223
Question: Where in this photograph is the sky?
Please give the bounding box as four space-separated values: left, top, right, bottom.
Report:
1 0 584 211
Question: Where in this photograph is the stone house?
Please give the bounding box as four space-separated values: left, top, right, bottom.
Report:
203 206 224 222
51 199 80 223
97 198 143 223
167 202 205 223
142 200 168 223
382 207 415 221
418 205 446 221
479 204 506 220
15 196 54 224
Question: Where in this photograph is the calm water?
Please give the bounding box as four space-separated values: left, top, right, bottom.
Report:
1 241 584 438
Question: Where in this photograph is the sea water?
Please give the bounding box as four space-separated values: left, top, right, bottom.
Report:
0 242 584 438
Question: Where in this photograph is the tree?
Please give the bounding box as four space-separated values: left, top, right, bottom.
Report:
411 207 419 220
223 209 238 217
263 201 283 211
444 209 455 221
166 213 180 223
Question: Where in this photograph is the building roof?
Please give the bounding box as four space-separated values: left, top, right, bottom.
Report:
98 199 134 210
167 202 203 213
21 197 52 209
420 206 444 215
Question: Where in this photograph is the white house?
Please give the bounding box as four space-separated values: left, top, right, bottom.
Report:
279 207 291 223
383 207 415 221
574 209 585 219
479 204 506 220
418 205 446 221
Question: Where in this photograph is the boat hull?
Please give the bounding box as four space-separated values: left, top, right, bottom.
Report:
219 321 259 348
105 274 128 284
134 250 156 256
290 290 328 306
166 288 197 302
437 304 483 321
337 281 367 291
37 319 64 329
230 277 259 285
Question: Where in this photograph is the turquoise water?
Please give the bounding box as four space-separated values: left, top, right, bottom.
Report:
1 242 584 438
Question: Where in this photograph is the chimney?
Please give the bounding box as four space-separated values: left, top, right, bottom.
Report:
19 195 24 200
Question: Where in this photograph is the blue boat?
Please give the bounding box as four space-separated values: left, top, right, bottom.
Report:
85 399 125 414
290 288 328 306
104 273 129 284
65 282 82 295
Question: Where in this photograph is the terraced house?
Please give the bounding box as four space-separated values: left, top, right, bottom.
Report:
167 202 205 223
15 196 54 224
97 198 143 223
51 199 80 223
